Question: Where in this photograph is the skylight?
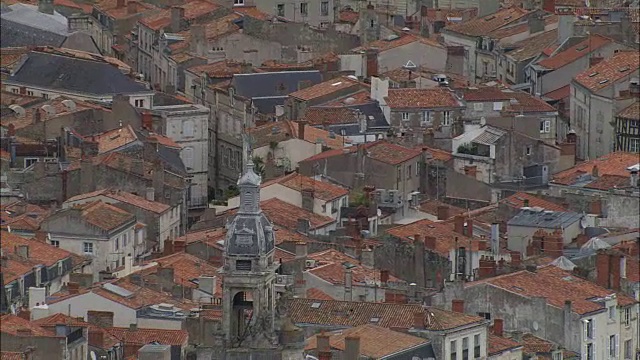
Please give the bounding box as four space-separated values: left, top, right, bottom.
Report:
599 79 609 84
588 72 599 77
619 66 630 72
370 317 380 323
311 302 321 309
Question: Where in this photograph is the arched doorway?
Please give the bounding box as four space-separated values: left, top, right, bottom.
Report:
231 291 254 345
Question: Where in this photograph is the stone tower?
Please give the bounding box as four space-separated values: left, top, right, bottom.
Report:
359 2 381 44
221 160 279 350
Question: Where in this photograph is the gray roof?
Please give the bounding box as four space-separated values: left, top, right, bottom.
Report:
472 126 506 145
231 71 322 99
9 51 149 96
507 209 582 229
251 96 286 115
0 3 70 48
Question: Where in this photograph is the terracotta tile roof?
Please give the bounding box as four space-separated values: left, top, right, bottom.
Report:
177 227 227 244
186 60 247 78
305 324 429 357
486 90 554 113
289 298 484 330
301 140 421 165
338 9 359 23
259 198 335 230
0 200 51 231
422 7 478 24
443 7 530 37
301 107 358 126
574 50 640 93
1 352 27 360
385 88 462 109
179 0 221 20
489 14 557 40
92 125 139 154
106 327 188 346
418 199 465 218
289 76 362 101
1 96 105 130
134 252 221 296
387 218 479 256
322 90 372 107
171 13 241 51
0 91 38 107
381 67 421 83
71 200 135 231
0 314 56 337
463 87 512 102
138 9 170 30
307 249 404 285
501 192 567 212
543 85 570 101
0 47 29 72
66 188 171 214
247 120 348 150
353 34 421 52
617 101 640 120
551 152 639 187
277 173 348 201
33 313 89 327
536 34 613 70
1 231 75 283
233 6 271 20
488 334 523 355
147 133 182 149
520 333 556 354
48 277 197 311
95 0 157 19
478 265 637 314
505 29 558 61
306 287 335 300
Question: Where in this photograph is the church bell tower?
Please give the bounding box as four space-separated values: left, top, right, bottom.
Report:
221 160 279 349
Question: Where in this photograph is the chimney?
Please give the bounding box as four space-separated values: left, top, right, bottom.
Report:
296 218 311 234
523 199 530 208
344 335 361 359
424 236 436 251
37 0 54 14
592 165 599 178
437 205 450 220
15 245 29 259
198 276 216 295
454 215 465 235
589 57 604 67
67 282 80 295
317 332 330 349
32 109 41 125
344 268 353 301
380 269 389 285
451 299 464 313
157 266 175 290
492 318 504 337
596 251 610 288
295 241 308 261
413 312 424 329
127 1 137 15
360 246 374 268
170 6 185 33
145 187 155 201
301 188 315 212
630 170 638 187
528 14 545 34
298 120 307 141
190 24 206 53
87 311 114 328
466 218 474 238
141 112 153 130
17 310 31 321
88 328 104 348
129 323 137 331
526 264 537 273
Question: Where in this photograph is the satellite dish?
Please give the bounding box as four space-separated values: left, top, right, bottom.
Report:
533 321 539 331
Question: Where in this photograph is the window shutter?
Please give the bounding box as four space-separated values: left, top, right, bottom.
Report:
615 334 619 358
607 336 611 358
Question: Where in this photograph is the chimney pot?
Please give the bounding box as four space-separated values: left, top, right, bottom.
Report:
380 269 389 284
451 299 464 313
492 318 504 337
345 335 361 359
298 120 308 140
413 312 424 329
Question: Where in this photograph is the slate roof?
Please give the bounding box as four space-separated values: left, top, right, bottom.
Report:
231 71 323 99
305 324 430 358
8 50 149 96
507 209 582 228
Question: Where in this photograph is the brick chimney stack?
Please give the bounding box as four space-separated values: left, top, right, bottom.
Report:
452 299 464 313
